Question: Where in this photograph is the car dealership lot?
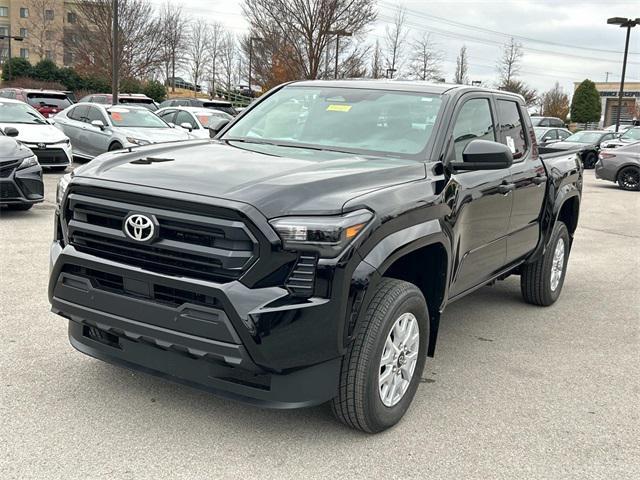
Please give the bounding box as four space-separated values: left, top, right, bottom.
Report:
1 167 638 479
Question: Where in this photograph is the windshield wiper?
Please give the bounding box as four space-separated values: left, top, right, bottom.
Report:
224 136 354 154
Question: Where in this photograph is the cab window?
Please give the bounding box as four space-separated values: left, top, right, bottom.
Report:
175 110 197 129
497 100 528 160
451 98 495 161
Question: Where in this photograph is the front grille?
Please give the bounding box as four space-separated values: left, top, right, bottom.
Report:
64 188 258 283
0 182 21 199
0 160 19 178
31 148 68 165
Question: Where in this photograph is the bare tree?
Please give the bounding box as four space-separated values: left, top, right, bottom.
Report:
219 32 237 92
370 39 383 79
22 0 62 62
242 0 376 80
409 33 442 81
67 0 163 80
186 19 210 95
454 45 468 84
540 83 569 118
497 37 523 86
208 22 224 97
384 5 408 78
159 2 189 92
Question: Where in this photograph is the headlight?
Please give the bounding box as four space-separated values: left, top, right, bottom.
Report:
18 155 39 170
126 137 151 146
56 173 72 206
270 209 373 258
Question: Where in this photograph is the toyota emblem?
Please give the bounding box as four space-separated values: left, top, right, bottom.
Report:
38 143 46 149
123 213 156 242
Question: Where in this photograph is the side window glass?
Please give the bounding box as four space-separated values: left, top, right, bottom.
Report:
158 110 176 123
543 130 557 141
451 98 495 161
497 100 528 160
175 110 197 129
69 105 89 121
558 130 570 140
86 106 106 124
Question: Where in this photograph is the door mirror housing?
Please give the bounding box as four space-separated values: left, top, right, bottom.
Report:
3 127 19 137
179 122 194 132
449 139 513 171
91 119 105 130
208 118 230 138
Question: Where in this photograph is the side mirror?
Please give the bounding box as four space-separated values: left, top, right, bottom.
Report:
449 139 513 171
208 118 230 138
91 119 105 130
179 122 194 132
4 127 19 137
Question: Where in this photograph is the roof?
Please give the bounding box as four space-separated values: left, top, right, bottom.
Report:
157 106 229 114
0 97 24 104
2 88 69 96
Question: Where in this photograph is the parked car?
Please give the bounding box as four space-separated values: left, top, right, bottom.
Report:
158 98 237 116
0 88 73 118
603 123 635 133
0 98 72 170
0 126 43 210
601 126 640 149
165 77 201 92
530 116 565 128
52 103 191 160
50 80 583 432
534 127 572 147
156 106 233 138
538 130 617 168
596 143 640 191
77 93 158 111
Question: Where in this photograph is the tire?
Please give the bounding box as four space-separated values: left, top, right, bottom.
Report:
5 203 33 211
331 278 429 433
108 142 123 152
521 221 570 306
617 166 640 191
582 151 597 169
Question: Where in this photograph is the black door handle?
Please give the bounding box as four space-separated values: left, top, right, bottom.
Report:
532 175 548 185
497 183 516 194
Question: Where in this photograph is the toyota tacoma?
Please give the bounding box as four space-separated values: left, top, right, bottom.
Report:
49 81 582 432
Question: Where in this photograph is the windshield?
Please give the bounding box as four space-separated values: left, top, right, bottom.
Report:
120 98 157 111
565 131 602 143
26 93 71 109
621 128 640 141
0 101 48 124
223 86 443 157
107 107 168 128
194 110 232 127
206 103 237 116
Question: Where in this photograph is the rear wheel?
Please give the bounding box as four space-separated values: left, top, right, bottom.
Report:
582 151 597 169
521 221 570 306
331 278 429 433
617 166 640 191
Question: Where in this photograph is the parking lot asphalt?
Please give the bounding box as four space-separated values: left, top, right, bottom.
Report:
1 166 638 480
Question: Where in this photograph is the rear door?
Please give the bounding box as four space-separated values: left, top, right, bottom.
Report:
60 105 89 157
496 97 546 264
83 106 111 157
447 94 513 298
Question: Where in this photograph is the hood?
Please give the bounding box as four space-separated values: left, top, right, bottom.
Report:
74 140 427 218
0 122 69 144
114 126 190 143
0 136 33 160
545 141 591 151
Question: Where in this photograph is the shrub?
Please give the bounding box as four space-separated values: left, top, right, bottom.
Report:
1 58 33 81
120 77 143 94
32 59 58 82
143 80 167 103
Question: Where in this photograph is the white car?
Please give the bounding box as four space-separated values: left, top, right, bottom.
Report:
604 123 635 133
0 98 73 170
156 106 233 139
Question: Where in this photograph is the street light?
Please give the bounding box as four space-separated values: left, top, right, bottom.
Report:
607 17 639 132
328 30 352 79
0 29 24 82
248 36 261 97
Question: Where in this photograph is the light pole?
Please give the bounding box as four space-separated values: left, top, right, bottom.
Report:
607 17 639 132
0 28 24 82
248 36 261 97
328 30 351 79
112 0 119 105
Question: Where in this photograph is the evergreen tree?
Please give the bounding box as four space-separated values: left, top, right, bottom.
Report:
570 79 601 123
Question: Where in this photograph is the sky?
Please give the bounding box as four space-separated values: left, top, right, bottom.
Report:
149 0 640 95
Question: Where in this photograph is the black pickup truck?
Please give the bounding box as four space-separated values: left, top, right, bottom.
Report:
49 81 582 433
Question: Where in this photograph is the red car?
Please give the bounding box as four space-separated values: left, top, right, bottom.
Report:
0 88 73 118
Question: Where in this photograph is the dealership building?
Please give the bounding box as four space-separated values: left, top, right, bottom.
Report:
579 81 640 127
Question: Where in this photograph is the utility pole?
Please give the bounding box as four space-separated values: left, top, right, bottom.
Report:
248 37 260 97
607 17 638 132
328 30 351 79
112 0 119 105
605 71 612 82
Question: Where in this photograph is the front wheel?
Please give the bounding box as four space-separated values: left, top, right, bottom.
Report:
108 142 123 152
582 151 597 169
331 278 429 433
521 221 570 306
617 166 640 191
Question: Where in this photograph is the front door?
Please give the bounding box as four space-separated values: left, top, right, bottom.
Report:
446 95 514 298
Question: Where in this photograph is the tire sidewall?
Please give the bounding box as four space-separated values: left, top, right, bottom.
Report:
618 167 640 191
543 222 570 303
363 289 429 432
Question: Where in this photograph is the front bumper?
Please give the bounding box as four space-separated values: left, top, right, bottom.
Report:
0 163 44 205
48 239 345 408
23 143 73 168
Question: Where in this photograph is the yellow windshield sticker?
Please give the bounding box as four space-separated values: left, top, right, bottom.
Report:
326 104 352 112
